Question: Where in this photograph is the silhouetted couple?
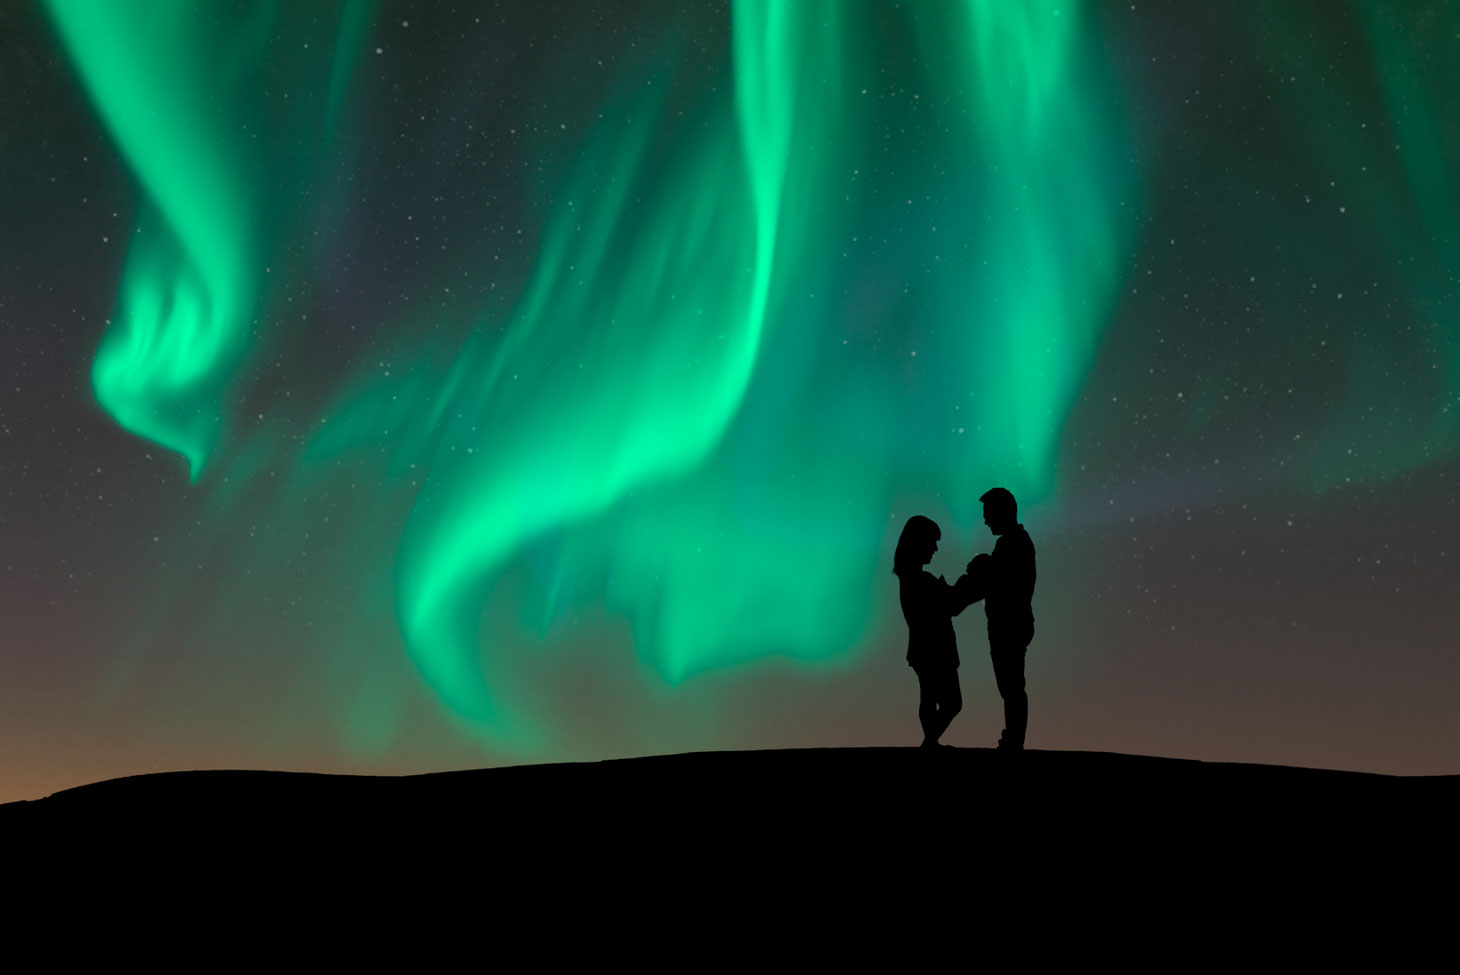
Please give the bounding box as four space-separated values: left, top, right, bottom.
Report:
892 488 1037 751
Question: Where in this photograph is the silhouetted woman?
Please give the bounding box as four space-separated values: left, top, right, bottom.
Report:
893 515 966 748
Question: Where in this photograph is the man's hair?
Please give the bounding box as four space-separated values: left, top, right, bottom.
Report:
980 487 1017 519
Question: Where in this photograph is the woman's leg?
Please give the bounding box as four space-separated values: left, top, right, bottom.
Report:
933 668 963 741
916 668 939 745
918 667 962 745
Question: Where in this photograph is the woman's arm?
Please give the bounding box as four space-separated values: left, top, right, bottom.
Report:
932 573 968 616
949 554 988 613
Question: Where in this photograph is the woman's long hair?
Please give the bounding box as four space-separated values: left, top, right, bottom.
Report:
893 515 940 577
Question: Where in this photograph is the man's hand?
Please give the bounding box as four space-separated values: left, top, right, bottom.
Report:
967 552 990 576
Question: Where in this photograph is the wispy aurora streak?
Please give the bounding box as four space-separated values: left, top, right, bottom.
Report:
381 0 1133 736
1328 2 1460 486
1239 2 1460 492
51 1 1134 746
918 1 1130 496
19 0 1460 799
44 0 371 480
389 1 849 734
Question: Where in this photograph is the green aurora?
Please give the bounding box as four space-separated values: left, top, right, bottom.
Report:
30 0 1460 760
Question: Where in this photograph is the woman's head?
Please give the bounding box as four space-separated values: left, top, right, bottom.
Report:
893 515 940 576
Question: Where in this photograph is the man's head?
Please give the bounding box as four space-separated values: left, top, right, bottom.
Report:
980 487 1018 535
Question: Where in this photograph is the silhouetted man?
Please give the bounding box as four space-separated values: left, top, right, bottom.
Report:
958 487 1036 750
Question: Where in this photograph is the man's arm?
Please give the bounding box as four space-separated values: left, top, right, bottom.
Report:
988 533 1035 606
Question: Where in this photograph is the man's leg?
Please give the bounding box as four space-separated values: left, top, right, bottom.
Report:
990 644 1028 749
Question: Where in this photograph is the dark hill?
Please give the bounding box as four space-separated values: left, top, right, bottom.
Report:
6 747 1456 937
7 747 1455 851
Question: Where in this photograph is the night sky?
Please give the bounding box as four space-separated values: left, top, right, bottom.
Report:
4 0 1459 804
